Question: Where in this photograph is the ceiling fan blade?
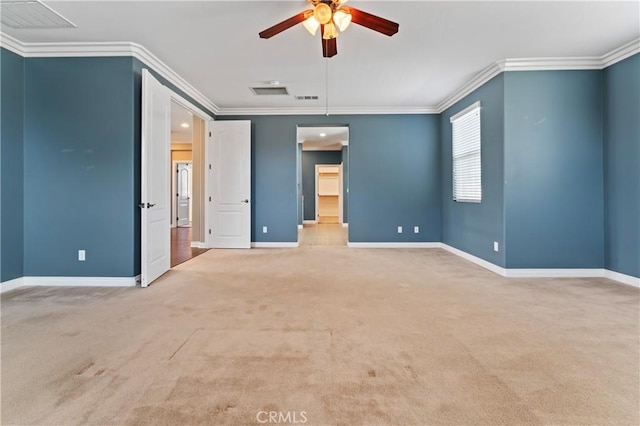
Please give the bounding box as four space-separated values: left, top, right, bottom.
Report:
259 10 311 39
322 37 337 58
347 7 399 36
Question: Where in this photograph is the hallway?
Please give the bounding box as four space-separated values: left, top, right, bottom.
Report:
171 227 208 267
299 223 347 246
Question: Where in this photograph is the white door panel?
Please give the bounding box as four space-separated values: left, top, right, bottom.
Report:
177 163 191 227
141 69 171 287
210 121 251 249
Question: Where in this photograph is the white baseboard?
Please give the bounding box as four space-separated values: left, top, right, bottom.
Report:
503 268 603 278
298 224 303 229
251 242 299 248
347 242 442 249
342 223 349 228
190 241 207 249
303 220 317 225
440 243 505 275
604 270 640 288
440 243 639 288
25 276 138 287
0 277 26 294
1 276 138 293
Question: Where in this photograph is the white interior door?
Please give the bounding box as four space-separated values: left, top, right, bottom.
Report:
176 162 191 227
141 69 171 287
209 120 251 248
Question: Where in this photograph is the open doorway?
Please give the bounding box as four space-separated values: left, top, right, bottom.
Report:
170 100 207 267
141 70 214 286
297 125 349 246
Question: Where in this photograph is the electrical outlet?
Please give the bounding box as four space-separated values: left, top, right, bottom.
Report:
78 250 86 261
493 241 499 252
414 226 419 234
397 226 403 234
263 226 268 234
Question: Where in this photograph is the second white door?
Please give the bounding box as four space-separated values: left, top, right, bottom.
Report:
176 162 191 227
209 120 251 248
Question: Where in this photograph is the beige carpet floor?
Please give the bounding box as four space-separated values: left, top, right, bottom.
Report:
1 239 639 425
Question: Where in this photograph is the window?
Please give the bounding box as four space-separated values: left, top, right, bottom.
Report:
451 101 481 202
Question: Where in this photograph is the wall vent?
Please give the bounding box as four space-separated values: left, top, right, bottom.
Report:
296 95 319 100
250 87 289 96
1 0 76 29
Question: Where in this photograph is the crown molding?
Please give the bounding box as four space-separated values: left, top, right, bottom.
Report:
215 105 438 116
499 57 604 71
0 32 220 115
601 38 640 68
436 62 503 113
437 37 639 112
2 33 638 116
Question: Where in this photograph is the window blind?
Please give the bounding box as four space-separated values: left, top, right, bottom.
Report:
451 102 481 203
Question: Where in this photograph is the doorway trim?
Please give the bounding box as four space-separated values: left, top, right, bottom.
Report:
140 70 214 286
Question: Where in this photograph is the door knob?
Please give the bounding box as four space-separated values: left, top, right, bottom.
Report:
147 203 156 208
241 199 249 203
137 202 156 209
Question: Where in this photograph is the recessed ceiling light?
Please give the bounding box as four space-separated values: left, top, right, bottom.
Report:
320 132 327 137
181 123 190 128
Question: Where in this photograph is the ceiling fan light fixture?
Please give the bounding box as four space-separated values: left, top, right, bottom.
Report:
303 15 320 36
314 3 332 25
322 22 338 40
333 9 351 32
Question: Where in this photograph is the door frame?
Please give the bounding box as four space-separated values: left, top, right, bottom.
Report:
141 75 213 282
206 120 252 249
315 163 343 224
172 160 193 228
168 93 213 251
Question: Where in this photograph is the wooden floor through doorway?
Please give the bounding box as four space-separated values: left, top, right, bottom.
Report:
171 226 208 267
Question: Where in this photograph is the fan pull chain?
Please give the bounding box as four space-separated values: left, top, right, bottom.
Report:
325 58 329 116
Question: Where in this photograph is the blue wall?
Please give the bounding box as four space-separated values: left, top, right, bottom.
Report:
217 115 441 243
0 49 25 282
342 146 349 223
504 71 604 268
302 150 342 221
603 54 640 278
3 48 636 280
297 144 302 225
349 115 440 243
441 75 505 266
18 57 216 278
23 57 138 277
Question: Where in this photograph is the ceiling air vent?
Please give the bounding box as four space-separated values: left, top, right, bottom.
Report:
250 87 289 96
1 0 76 29
296 96 319 101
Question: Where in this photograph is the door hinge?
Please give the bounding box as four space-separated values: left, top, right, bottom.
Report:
209 196 212 202
209 164 212 170
209 229 211 235
209 132 212 137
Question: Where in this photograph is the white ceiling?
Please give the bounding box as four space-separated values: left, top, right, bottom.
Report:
171 100 193 143
2 1 639 112
298 125 349 150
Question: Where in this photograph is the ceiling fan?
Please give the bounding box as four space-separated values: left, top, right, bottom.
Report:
259 0 399 58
